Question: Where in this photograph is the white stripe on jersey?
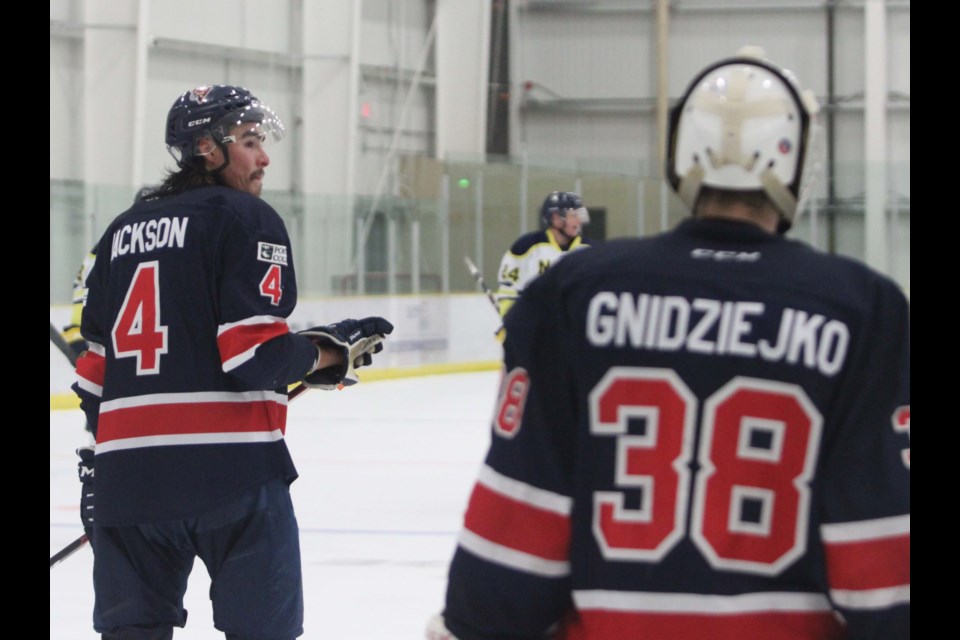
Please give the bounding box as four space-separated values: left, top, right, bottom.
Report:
458 528 571 577
573 589 835 614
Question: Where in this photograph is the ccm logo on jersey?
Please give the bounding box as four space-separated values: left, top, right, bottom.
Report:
257 242 288 266
691 248 760 262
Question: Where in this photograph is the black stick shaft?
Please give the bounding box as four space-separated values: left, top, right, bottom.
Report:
463 256 499 312
50 322 79 367
50 534 88 569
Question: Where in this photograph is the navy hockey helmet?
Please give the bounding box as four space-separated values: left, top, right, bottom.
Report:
666 46 820 233
165 84 286 168
540 191 589 226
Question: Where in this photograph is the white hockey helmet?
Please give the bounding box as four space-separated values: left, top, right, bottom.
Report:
666 47 820 233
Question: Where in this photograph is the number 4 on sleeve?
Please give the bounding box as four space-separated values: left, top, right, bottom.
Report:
259 264 283 305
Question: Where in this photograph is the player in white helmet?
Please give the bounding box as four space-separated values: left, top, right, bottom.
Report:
427 47 909 640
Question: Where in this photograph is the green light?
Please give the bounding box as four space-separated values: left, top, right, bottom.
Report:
458 178 470 189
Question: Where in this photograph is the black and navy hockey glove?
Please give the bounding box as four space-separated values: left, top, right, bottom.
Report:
76 446 95 537
299 317 394 390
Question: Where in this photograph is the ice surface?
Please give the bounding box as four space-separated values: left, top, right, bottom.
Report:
50 371 499 639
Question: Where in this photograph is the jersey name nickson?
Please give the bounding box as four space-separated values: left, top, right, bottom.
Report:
586 292 850 377
111 216 189 260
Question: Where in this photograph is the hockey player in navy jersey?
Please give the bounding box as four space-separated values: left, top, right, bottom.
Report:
72 84 393 640
427 48 909 639
495 190 591 319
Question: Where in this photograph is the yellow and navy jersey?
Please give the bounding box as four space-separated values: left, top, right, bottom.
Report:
62 250 97 352
495 230 589 318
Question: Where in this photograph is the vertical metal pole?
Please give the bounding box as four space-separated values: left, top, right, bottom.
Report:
888 192 898 283
475 170 484 272
387 210 397 295
356 216 365 295
637 178 645 237
655 0 669 182
826 0 837 253
345 0 363 274
864 0 888 274
655 0 670 234
411 215 421 294
520 150 528 235
441 174 450 293
131 0 150 193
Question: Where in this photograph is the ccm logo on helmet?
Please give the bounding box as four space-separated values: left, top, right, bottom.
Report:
187 117 212 127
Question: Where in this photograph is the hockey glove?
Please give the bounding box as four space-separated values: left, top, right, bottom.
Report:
299 317 394 389
77 446 95 537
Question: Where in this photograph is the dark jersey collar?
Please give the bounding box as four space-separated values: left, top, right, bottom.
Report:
675 216 782 244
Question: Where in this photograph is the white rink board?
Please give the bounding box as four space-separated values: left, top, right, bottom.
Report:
50 293 502 394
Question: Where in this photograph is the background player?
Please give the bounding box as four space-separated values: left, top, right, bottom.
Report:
72 84 393 640
495 190 591 320
427 47 909 639
62 248 96 437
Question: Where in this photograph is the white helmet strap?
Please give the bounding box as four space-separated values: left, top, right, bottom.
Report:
677 163 704 211
759 167 797 222
678 163 797 228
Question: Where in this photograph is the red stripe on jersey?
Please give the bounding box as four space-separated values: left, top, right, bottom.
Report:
824 533 910 590
464 482 570 561
217 320 290 364
559 610 846 640
97 399 287 443
76 350 106 388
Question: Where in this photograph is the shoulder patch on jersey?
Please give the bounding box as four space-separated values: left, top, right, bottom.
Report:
257 242 288 266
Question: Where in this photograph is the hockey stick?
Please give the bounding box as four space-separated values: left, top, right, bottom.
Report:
50 321 79 367
463 256 500 313
50 322 85 568
50 381 312 569
288 381 309 400
50 533 88 569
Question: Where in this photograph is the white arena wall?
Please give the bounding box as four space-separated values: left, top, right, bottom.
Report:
50 293 503 407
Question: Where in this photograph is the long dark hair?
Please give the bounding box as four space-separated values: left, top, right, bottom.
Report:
136 157 222 201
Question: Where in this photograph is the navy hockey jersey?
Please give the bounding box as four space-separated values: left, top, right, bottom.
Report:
442 217 910 639
73 186 318 526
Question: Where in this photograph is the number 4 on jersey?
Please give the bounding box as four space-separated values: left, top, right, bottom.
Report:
260 264 283 305
112 261 169 375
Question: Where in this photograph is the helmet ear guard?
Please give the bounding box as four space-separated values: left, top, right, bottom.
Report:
666 47 820 233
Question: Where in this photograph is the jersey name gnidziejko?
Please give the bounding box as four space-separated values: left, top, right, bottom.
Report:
443 217 910 639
